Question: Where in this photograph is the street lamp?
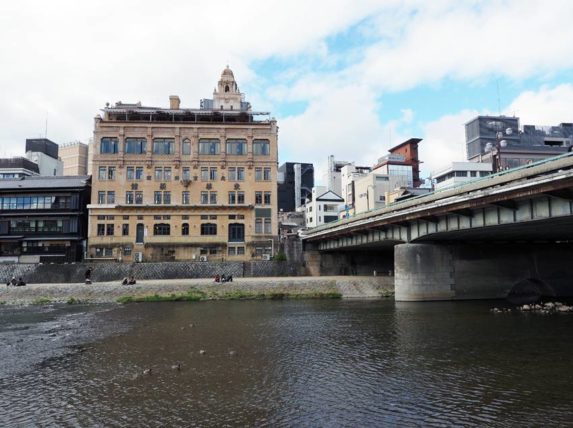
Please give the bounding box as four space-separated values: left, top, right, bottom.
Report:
485 127 512 172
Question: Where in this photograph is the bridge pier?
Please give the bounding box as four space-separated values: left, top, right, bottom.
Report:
395 242 573 302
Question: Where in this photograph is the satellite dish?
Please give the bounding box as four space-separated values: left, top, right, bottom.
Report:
505 128 513 135
499 140 508 148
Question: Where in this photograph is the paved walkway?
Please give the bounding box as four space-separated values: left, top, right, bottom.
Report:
0 276 394 305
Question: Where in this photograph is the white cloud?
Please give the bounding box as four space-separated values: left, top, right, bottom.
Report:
505 84 573 125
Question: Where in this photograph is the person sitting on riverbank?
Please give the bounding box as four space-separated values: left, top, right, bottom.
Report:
17 277 26 286
226 275 233 283
128 276 136 285
122 277 129 285
221 274 227 283
10 276 17 286
214 274 220 283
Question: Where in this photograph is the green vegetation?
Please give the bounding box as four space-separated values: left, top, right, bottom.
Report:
117 288 343 304
32 297 52 305
66 297 86 305
0 300 5 305
272 251 287 262
117 289 207 304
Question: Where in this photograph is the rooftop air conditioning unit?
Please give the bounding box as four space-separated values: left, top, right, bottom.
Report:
262 254 271 261
199 255 208 262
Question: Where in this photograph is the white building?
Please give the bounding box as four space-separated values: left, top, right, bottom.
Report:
324 155 352 196
340 163 372 209
431 161 493 191
305 186 344 228
353 173 406 214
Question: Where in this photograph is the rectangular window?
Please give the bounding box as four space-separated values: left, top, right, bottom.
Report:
198 139 220 155
107 167 116 180
164 167 172 181
155 167 163 181
255 191 262 204
201 191 209 205
209 167 217 181
154 191 162 204
182 140 191 155
126 167 134 180
135 167 144 180
163 191 171 205
255 218 263 234
201 167 209 181
126 191 134 204
264 191 271 205
124 138 146 154
107 191 115 204
210 192 217 205
100 137 119 154
122 224 129 236
228 192 236 205
200 223 217 236
253 139 270 155
98 191 105 204
237 191 245 204
264 218 272 233
263 167 272 181
226 139 247 155
237 167 245 181
228 167 237 181
182 191 190 205
228 246 236 256
182 167 191 180
106 224 114 236
123 246 132 256
153 138 175 155
97 224 105 236
255 167 262 181
135 191 143 205
98 167 106 180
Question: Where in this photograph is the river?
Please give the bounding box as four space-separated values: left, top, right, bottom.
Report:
1 299 572 426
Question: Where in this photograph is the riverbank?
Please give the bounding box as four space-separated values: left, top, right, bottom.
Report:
0 276 394 305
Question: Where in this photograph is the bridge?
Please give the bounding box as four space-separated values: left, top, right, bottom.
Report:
302 153 573 301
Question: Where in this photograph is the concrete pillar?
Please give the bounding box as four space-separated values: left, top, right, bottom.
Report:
394 243 455 301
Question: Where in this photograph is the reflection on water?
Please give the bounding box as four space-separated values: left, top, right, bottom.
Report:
1 300 573 426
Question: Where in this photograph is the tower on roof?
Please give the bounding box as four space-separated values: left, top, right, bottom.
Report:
213 66 245 111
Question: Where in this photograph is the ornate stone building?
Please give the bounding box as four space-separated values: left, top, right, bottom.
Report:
88 67 278 262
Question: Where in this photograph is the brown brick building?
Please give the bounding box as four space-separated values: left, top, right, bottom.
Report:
88 67 278 262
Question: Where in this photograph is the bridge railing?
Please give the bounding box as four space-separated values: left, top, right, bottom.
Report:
304 151 573 237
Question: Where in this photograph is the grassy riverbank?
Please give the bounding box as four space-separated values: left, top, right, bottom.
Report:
0 276 394 306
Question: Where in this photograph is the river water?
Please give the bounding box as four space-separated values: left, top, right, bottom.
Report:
1 299 573 427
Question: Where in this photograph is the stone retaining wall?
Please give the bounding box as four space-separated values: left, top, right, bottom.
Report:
0 260 304 285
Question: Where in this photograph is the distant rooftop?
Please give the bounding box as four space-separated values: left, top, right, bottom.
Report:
0 175 90 191
0 157 40 173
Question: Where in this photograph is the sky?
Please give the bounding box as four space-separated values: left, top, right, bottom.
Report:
1 0 572 183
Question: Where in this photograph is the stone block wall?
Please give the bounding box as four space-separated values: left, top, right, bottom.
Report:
0 260 305 284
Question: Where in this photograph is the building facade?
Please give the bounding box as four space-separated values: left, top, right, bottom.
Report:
60 142 89 175
0 176 91 263
25 138 63 176
466 115 573 170
88 67 279 262
277 162 314 212
305 186 344 228
0 157 40 179
431 161 493 191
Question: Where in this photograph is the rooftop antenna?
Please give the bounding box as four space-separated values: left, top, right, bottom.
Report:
44 112 48 138
496 80 501 116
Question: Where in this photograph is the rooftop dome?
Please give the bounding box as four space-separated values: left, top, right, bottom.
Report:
221 66 234 78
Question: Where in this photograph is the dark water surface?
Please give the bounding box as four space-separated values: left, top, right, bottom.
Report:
1 299 573 427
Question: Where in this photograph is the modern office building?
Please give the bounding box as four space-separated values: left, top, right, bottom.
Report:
277 162 314 212
0 157 40 179
324 156 352 195
0 176 91 263
60 142 89 175
88 66 279 262
465 115 573 170
372 138 422 188
25 138 63 176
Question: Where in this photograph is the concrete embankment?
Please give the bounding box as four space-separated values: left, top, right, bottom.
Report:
0 276 394 305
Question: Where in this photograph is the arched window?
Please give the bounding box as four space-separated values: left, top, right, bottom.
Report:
200 223 217 236
225 85 230 93
153 223 170 236
182 223 189 236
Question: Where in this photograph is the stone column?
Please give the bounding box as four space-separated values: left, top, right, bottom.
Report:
394 243 455 301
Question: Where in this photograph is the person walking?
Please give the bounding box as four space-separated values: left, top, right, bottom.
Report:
85 267 93 284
